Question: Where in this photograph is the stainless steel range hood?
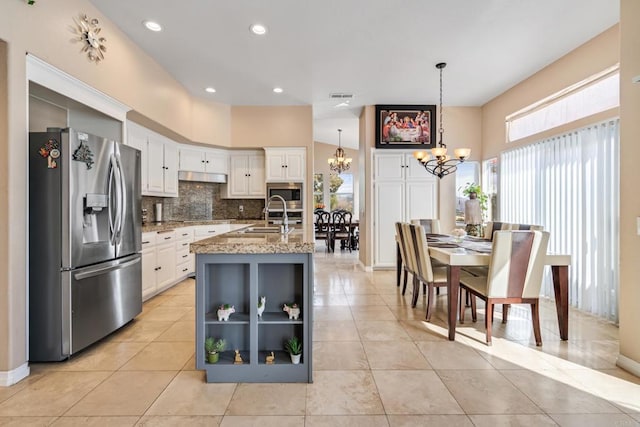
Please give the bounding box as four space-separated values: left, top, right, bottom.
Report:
178 170 227 183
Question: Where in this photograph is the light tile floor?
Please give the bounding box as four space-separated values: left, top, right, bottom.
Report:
1 247 639 426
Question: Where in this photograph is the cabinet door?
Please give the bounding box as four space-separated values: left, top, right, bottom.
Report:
141 247 157 300
247 154 266 196
180 147 206 172
284 152 305 181
265 152 286 181
147 138 165 193
405 180 438 222
126 124 149 194
374 153 405 180
205 151 228 174
155 242 176 290
405 153 431 180
163 143 179 196
374 181 405 267
229 155 249 196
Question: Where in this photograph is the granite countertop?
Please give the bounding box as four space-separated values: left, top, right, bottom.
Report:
190 224 315 254
141 219 259 233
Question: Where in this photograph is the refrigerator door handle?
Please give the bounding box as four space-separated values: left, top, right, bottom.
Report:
73 255 141 281
108 154 117 245
115 153 127 245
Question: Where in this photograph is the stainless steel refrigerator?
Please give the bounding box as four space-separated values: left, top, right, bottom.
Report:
29 128 142 361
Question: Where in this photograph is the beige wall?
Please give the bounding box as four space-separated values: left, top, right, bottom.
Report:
0 39 10 371
359 106 375 267
482 25 619 159
619 0 640 369
313 141 359 215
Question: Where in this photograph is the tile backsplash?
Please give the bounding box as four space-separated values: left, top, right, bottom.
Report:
142 181 265 222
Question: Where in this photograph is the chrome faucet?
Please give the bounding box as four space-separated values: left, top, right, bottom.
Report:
265 194 289 233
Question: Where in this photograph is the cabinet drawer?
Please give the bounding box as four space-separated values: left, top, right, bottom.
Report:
157 230 176 242
176 239 192 253
141 232 157 248
176 258 193 277
176 245 191 263
175 228 194 242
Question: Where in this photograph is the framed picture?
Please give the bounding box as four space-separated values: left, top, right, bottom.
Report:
375 104 436 149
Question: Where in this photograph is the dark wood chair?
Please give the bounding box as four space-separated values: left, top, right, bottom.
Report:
331 210 353 252
314 211 332 252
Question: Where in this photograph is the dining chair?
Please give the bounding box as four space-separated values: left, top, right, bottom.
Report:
331 210 353 252
395 222 411 292
314 211 332 252
406 223 449 317
459 230 550 346
410 218 441 234
483 221 512 240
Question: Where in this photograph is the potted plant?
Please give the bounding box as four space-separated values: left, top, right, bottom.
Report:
204 337 226 364
284 336 302 364
461 182 489 236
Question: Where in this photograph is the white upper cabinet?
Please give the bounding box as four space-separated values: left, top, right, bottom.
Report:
179 146 228 174
264 147 306 182
126 121 178 197
226 151 265 198
374 152 429 181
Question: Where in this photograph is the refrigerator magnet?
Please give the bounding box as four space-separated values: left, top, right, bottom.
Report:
72 142 94 170
38 138 59 169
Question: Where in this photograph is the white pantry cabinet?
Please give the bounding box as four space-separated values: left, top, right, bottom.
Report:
373 150 438 268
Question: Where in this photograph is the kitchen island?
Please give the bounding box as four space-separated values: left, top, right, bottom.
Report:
191 225 315 383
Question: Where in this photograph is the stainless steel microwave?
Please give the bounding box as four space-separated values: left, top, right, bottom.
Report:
266 182 303 210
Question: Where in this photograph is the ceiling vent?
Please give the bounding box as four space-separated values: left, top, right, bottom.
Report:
329 93 354 99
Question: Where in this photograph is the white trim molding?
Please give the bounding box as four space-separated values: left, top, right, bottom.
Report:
26 54 130 121
0 363 30 387
617 354 640 378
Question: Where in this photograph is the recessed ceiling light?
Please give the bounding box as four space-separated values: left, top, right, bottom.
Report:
273 87 283 94
250 24 267 35
143 20 162 32
205 87 216 93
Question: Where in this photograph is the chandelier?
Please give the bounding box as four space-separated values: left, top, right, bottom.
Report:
328 128 352 174
413 62 471 178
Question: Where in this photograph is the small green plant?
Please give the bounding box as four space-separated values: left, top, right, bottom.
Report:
204 337 226 354
284 336 302 355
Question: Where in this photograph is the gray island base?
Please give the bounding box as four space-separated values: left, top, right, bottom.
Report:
192 226 314 383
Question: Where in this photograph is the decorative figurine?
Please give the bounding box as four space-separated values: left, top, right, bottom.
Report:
217 304 235 321
257 296 266 318
234 349 243 365
265 351 275 365
283 303 300 320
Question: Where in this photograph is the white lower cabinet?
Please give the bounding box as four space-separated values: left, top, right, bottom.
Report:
141 231 176 300
141 225 237 301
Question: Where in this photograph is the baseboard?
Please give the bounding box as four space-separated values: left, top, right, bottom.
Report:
0 363 30 387
616 354 640 377
358 260 373 272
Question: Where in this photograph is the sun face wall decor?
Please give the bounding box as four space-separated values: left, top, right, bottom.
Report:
73 14 107 63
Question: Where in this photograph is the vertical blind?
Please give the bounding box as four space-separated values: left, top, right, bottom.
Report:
501 119 620 322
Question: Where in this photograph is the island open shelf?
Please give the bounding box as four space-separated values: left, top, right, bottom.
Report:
195 252 313 383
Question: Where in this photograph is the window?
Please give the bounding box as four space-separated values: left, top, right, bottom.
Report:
455 162 480 225
482 158 498 222
507 69 619 142
329 173 353 211
313 173 324 209
501 119 620 322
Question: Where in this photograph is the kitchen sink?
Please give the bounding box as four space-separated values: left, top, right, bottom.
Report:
244 226 283 233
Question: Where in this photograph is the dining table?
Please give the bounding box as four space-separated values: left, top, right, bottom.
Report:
396 235 571 342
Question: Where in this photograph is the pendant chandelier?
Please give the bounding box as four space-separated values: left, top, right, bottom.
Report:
413 62 471 178
328 128 352 174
